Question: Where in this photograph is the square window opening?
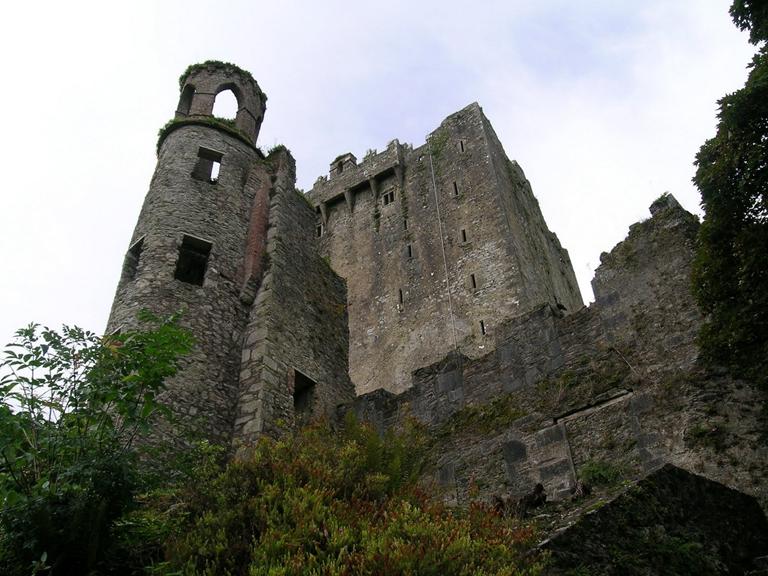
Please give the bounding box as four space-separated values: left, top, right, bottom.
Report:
293 370 316 416
382 190 395 205
191 147 224 184
174 235 212 286
122 237 145 282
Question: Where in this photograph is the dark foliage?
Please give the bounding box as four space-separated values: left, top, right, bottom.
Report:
692 2 768 387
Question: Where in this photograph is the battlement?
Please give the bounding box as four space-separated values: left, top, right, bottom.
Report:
309 139 406 215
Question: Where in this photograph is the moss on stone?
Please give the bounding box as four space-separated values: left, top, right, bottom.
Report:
156 117 255 154
428 128 450 160
178 60 261 94
433 393 526 438
578 459 624 487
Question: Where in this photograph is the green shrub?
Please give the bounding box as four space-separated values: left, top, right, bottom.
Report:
0 312 192 575
151 416 543 575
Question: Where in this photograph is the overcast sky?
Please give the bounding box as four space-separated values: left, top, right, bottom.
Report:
0 1 755 345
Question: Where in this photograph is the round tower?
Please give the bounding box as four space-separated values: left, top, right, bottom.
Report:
107 62 267 444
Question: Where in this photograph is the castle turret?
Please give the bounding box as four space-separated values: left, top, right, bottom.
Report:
107 62 268 443
107 63 353 445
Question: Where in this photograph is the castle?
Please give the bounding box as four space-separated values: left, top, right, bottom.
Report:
108 62 767 509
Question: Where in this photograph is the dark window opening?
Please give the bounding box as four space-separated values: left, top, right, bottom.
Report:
192 147 224 184
471 273 477 290
406 244 413 258
398 289 404 305
337 161 344 173
461 228 467 243
122 237 144 282
382 190 395 205
293 370 316 416
480 320 487 335
174 235 212 286
452 181 459 196
316 224 323 238
403 218 408 230
459 140 465 153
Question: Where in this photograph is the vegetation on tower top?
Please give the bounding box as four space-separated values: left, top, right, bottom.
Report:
178 60 266 100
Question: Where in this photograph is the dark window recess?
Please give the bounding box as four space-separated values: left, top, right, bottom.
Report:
480 320 487 335
459 140 465 153
382 190 395 205
316 224 323 238
191 147 223 183
406 244 413 258
403 218 408 230
452 181 459 196
398 289 404 305
174 235 212 286
122 237 144 282
293 370 316 415
471 273 477 290
177 84 195 116
461 228 467 243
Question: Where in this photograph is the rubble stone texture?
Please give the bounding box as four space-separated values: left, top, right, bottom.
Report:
107 65 767 529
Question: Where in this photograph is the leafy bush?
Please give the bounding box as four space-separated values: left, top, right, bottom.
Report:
692 1 768 388
0 312 192 575
150 416 543 575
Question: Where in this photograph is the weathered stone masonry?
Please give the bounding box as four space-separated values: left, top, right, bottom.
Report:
351 195 767 509
107 62 353 446
310 103 582 395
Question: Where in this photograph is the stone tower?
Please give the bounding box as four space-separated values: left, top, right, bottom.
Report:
107 62 353 445
309 103 583 395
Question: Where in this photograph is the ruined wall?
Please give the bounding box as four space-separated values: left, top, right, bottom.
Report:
351 196 768 509
234 149 354 443
310 103 582 395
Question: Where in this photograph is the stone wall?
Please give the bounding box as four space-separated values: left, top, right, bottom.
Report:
351 196 768 509
310 103 583 395
107 123 261 443
233 149 354 443
108 65 354 448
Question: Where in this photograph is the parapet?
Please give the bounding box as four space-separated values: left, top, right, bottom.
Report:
309 139 405 218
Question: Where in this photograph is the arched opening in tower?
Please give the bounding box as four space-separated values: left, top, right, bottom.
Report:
212 89 239 119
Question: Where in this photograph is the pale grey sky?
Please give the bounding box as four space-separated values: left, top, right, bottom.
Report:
0 1 754 345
